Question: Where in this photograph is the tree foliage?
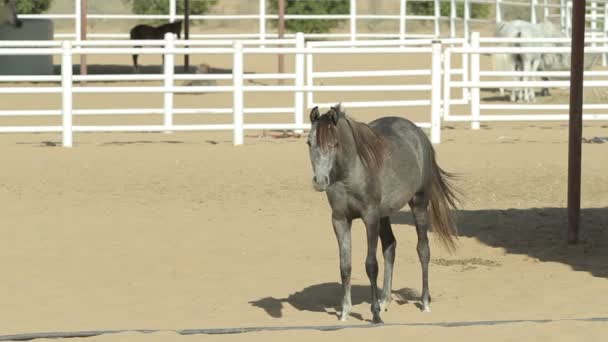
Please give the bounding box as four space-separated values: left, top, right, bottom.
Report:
407 1 491 19
269 0 350 33
16 0 53 14
123 0 218 22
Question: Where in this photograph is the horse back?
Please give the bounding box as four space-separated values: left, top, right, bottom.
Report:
368 116 432 210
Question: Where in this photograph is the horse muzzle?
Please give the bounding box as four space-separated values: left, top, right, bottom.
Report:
312 175 330 192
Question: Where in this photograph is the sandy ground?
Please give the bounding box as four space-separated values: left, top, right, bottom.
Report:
1 32 608 342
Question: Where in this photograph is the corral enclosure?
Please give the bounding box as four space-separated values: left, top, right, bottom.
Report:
0 1 608 341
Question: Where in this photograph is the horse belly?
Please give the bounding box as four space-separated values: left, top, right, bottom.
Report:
378 166 421 217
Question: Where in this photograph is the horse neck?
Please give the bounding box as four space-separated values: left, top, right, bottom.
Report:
335 118 364 171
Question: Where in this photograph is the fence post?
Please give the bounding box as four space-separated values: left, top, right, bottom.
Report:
464 0 470 40
259 0 266 43
543 0 549 21
434 0 440 37
233 41 244 146
350 0 357 41
495 0 502 23
470 32 480 130
169 0 177 22
450 0 456 39
462 35 470 103
566 0 572 37
61 40 73 147
443 48 452 123
400 0 407 40
75 0 81 42
294 32 305 134
591 1 598 50
431 42 442 144
560 0 567 33
530 0 537 24
163 32 175 133
306 41 314 110
603 4 607 67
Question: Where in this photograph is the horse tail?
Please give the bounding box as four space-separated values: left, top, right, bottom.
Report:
427 146 459 253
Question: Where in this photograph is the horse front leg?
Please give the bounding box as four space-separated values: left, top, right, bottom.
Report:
332 215 352 321
409 195 432 312
379 216 396 312
132 54 139 73
528 58 542 103
363 212 382 324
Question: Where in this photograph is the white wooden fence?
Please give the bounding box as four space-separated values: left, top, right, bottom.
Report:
19 0 608 41
0 32 444 147
444 31 608 128
3 31 608 147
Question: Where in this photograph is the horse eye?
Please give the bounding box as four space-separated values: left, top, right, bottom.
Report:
306 140 311 146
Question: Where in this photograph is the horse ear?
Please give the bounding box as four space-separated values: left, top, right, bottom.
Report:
310 106 320 122
329 107 339 125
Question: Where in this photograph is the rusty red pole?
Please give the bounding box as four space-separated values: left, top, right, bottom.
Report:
80 0 87 78
184 0 190 70
567 0 586 244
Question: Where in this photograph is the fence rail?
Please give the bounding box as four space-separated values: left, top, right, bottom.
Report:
15 0 608 41
3 31 608 147
0 32 443 147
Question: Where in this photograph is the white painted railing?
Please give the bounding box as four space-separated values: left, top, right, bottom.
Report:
19 0 607 41
444 31 608 129
5 30 608 147
0 33 444 147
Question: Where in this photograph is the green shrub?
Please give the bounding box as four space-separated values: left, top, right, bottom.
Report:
122 0 218 23
16 0 53 14
268 0 349 34
407 1 491 19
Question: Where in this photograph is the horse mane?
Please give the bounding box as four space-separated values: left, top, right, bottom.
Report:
316 104 386 171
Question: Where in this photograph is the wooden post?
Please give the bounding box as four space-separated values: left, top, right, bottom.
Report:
567 0 586 244
80 0 87 78
184 0 190 70
278 0 285 85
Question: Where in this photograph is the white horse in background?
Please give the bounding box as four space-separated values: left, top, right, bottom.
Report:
0 0 22 28
493 20 571 103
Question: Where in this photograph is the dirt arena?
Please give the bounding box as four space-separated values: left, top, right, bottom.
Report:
1 35 608 341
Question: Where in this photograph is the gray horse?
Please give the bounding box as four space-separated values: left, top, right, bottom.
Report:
306 104 459 324
0 0 22 28
494 20 570 102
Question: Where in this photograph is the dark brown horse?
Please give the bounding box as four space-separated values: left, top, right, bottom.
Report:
129 20 183 71
306 104 459 324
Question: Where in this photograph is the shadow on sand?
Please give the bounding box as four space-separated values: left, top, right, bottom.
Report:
391 207 608 279
250 207 607 320
249 284 419 321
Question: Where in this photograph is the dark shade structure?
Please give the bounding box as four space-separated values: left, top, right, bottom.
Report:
567 0 586 244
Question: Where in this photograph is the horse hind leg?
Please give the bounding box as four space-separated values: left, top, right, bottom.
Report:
409 194 432 312
379 217 396 312
362 212 383 323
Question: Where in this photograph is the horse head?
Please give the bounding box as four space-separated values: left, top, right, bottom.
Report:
307 105 344 192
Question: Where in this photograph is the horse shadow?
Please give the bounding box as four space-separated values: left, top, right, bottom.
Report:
249 283 419 321
391 207 608 279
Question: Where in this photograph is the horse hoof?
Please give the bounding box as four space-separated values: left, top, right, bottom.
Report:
379 299 391 312
372 315 384 324
339 314 349 322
